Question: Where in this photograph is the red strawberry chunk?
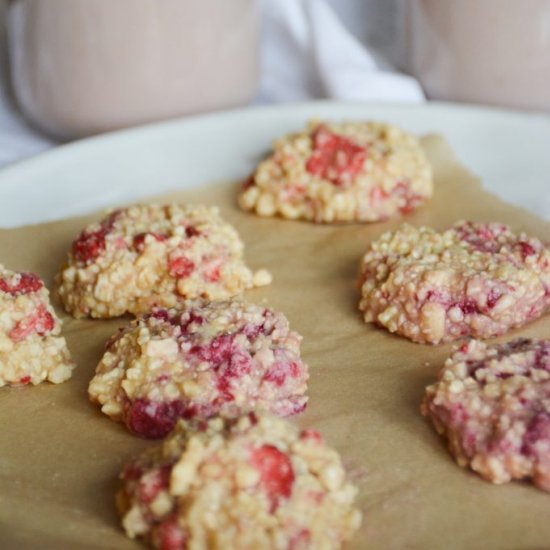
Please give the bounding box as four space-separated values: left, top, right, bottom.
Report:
190 337 248 406
19 375 31 385
306 126 366 186
213 349 253 404
72 229 107 263
250 444 294 511
456 299 480 315
157 517 188 550
168 256 195 279
72 210 120 263
0 272 43 296
9 304 55 342
185 225 201 238
224 348 253 378
518 241 537 260
192 334 235 365
126 399 185 439
215 375 234 404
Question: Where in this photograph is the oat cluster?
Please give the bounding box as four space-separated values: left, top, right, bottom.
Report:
422 338 550 489
239 120 433 223
358 221 550 344
117 413 361 550
57 204 271 319
0 265 73 387
89 300 309 439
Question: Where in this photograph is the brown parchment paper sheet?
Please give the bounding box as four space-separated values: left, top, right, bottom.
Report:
0 135 549 550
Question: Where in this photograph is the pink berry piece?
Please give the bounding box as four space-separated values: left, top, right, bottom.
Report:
9 304 55 342
0 264 74 388
72 210 120 264
422 338 550 490
238 119 433 223
305 125 366 186
358 221 550 344
0 271 43 296
56 204 271 319
117 414 361 549
250 444 295 512
89 300 309 438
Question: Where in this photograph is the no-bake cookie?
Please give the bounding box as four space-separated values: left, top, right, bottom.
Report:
238 120 433 223
117 413 361 549
89 300 308 438
0 265 73 387
56 204 271 319
358 221 550 344
422 338 550 490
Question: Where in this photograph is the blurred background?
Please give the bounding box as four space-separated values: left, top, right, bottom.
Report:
1 0 550 167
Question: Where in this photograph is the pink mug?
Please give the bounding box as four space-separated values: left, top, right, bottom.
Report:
6 0 260 139
405 0 550 111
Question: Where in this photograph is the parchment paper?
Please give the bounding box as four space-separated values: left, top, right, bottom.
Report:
1 135 549 550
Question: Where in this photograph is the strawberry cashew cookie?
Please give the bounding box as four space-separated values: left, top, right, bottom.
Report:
56 204 271 319
117 413 361 549
238 120 433 223
422 338 550 490
358 221 550 344
0 265 73 387
88 300 308 438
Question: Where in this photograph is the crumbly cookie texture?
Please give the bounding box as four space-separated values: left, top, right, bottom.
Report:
238 119 433 223
117 413 361 550
0 265 74 387
56 204 271 319
89 300 308 438
358 221 550 344
422 338 550 490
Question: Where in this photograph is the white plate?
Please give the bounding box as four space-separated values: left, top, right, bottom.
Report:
0 100 549 227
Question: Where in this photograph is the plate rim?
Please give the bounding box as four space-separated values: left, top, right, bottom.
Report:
1 99 548 178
